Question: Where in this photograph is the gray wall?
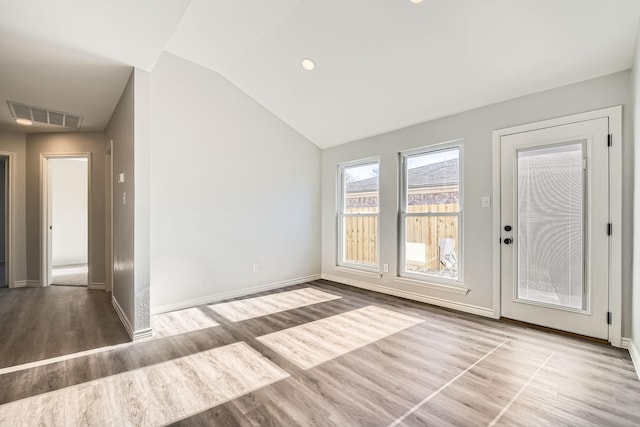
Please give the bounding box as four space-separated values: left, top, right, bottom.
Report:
105 71 136 331
0 131 26 285
25 132 106 286
322 70 634 336
149 52 322 312
104 67 151 335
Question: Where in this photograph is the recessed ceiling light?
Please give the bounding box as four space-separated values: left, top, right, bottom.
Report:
15 118 32 126
410 0 423 3
301 58 316 71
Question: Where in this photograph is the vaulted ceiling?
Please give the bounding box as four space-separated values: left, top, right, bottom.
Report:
1 0 639 147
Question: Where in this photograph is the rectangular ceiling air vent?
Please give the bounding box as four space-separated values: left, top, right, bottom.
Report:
64 115 80 129
12 103 31 120
31 108 48 123
7 101 83 129
49 111 64 126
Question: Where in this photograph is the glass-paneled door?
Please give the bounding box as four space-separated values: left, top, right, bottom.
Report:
500 118 609 340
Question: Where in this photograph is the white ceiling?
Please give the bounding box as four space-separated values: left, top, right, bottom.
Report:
0 0 190 133
0 31 133 133
1 0 639 146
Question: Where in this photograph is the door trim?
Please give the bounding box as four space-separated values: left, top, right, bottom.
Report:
106 140 113 293
0 152 15 288
40 153 92 288
491 106 623 346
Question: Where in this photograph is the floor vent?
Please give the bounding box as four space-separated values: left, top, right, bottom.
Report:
7 101 82 129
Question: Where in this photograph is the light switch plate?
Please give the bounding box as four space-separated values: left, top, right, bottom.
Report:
118 172 125 183
482 196 491 208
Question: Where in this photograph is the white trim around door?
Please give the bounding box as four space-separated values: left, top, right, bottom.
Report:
0 151 15 288
40 153 93 288
492 106 622 347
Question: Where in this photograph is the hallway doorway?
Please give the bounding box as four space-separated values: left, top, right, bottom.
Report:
42 155 90 287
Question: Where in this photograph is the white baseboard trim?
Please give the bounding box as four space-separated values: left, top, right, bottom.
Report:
111 296 134 341
11 280 42 288
133 328 153 341
627 339 640 381
621 337 631 349
111 296 152 341
151 274 322 315
322 273 495 319
88 283 105 291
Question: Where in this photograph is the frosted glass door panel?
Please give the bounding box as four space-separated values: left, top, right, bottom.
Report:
516 142 585 310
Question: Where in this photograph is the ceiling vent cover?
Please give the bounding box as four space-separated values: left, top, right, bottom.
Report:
7 101 83 129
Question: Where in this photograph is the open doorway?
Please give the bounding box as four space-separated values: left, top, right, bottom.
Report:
0 156 7 288
43 156 90 287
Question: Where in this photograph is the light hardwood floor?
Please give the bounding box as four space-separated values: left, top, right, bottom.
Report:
209 287 341 322
0 280 639 426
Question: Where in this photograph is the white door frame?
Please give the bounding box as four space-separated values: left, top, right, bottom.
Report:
106 140 113 293
492 106 622 347
40 153 92 288
0 151 15 288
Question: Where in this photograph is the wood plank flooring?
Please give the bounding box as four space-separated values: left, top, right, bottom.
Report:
209 287 341 322
151 307 220 338
0 280 639 426
0 342 289 426
0 286 129 369
256 305 423 369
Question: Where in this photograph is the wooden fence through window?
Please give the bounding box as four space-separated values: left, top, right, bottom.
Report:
344 203 459 271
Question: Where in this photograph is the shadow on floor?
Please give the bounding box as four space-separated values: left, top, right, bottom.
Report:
0 286 129 369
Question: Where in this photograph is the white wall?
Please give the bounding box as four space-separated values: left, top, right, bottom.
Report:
149 52 321 312
631 23 640 373
50 158 88 266
323 71 634 335
133 68 151 331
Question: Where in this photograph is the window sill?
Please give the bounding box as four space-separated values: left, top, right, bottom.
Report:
334 266 382 279
393 276 469 295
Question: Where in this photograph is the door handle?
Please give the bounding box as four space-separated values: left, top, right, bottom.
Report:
503 238 513 245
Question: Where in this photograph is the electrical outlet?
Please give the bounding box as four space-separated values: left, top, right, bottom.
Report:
252 263 259 273
383 264 389 273
122 191 126 205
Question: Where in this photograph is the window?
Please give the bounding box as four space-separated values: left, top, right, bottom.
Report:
338 159 379 270
400 144 462 282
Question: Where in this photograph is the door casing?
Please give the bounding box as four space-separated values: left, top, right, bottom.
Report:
0 152 15 288
40 153 92 288
492 106 623 347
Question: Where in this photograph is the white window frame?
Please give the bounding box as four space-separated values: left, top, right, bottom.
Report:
337 157 380 272
399 140 464 286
